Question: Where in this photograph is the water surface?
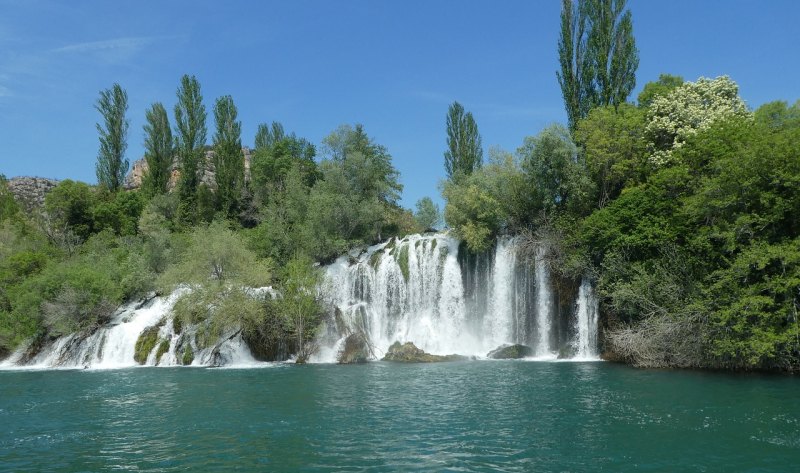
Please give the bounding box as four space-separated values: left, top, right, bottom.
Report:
1 362 797 472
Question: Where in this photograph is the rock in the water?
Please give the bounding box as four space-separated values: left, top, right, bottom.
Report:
338 332 370 364
486 344 534 359
381 341 466 363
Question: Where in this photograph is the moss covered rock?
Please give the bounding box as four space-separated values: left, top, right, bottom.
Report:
338 332 370 364
155 340 170 364
181 345 194 366
382 341 466 363
134 327 160 365
486 344 534 359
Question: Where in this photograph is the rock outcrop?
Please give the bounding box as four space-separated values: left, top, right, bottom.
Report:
7 177 59 211
486 344 534 359
124 147 253 191
381 341 466 363
337 332 370 364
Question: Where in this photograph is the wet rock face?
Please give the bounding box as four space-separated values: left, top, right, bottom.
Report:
8 177 59 211
486 344 534 359
338 332 370 364
381 341 467 363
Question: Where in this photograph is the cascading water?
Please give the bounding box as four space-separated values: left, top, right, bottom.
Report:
1 288 266 370
574 278 600 359
1 233 601 369
315 233 601 362
534 248 553 357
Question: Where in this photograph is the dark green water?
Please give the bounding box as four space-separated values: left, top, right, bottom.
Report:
1 362 798 472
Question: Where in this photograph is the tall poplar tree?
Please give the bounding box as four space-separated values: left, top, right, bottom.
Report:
173 74 207 224
95 83 129 192
444 101 483 180
557 0 639 131
141 102 173 196
212 95 244 217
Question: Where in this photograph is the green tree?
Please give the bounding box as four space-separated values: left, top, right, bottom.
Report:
444 102 483 180
519 124 590 215
557 0 639 130
442 148 528 252
0 175 19 223
278 254 322 363
95 83 129 192
574 103 647 207
414 197 441 231
557 0 593 131
142 102 174 196
212 95 244 217
251 123 317 201
254 121 285 150
174 74 207 224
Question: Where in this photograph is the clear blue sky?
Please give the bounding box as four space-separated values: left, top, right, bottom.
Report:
1 0 798 208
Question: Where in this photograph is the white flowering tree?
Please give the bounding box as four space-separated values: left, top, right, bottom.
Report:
645 76 750 166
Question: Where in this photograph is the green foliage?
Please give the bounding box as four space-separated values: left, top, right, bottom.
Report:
142 102 174 197
212 95 244 217
44 180 97 241
161 220 271 289
519 124 591 215
637 74 684 108
414 197 441 231
444 102 483 180
95 83 129 192
575 104 647 208
251 122 317 203
443 147 529 252
0 175 20 223
705 239 800 370
274 255 322 363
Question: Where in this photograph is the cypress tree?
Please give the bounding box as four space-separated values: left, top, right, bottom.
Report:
557 0 639 131
444 101 483 180
95 83 129 192
142 102 173 196
212 95 244 217
173 74 207 224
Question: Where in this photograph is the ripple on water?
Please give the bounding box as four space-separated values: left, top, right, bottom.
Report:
0 363 799 472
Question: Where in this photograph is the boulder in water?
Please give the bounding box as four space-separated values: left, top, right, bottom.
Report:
486 344 534 359
382 341 466 363
338 332 370 364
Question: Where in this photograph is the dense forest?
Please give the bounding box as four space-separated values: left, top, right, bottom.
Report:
1 0 799 371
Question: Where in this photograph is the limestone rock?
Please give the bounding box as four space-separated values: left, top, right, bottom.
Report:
7 176 59 211
337 332 370 364
123 147 253 191
381 341 466 363
486 344 534 359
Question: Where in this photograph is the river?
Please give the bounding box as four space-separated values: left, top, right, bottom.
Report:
1 361 797 472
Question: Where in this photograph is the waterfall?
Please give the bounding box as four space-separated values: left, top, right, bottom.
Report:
2 233 602 369
316 233 600 362
574 279 600 360
534 248 553 357
1 288 265 370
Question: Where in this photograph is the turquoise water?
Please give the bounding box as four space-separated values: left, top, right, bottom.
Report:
1 362 798 472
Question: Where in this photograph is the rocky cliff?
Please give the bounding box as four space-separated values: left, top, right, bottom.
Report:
124 147 253 191
8 177 59 211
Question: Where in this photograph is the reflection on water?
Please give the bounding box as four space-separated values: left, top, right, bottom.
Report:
1 362 799 472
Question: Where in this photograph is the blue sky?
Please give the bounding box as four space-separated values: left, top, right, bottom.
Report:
1 0 798 208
